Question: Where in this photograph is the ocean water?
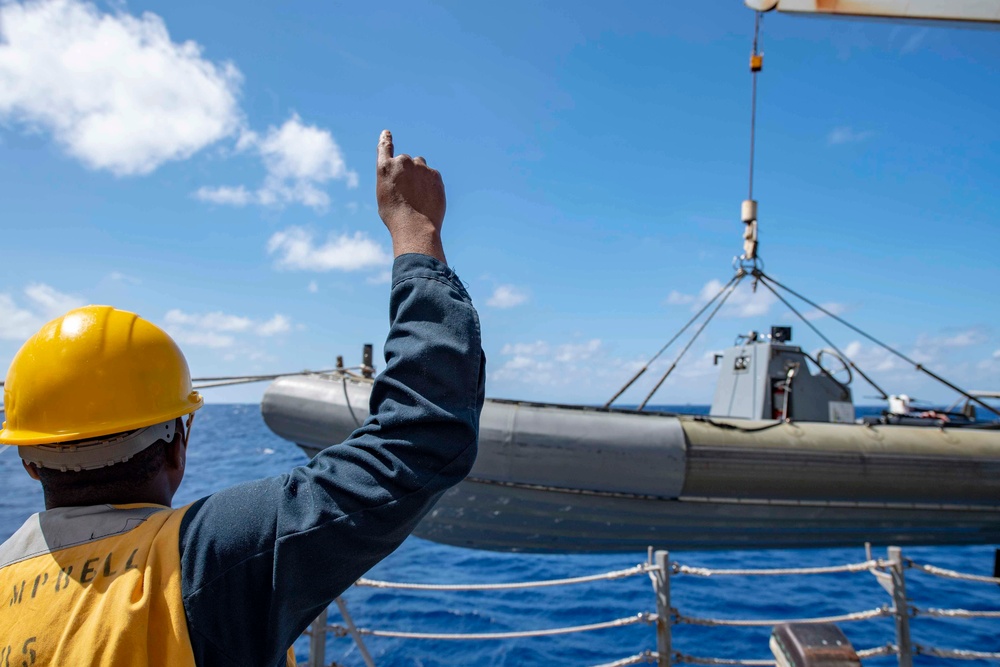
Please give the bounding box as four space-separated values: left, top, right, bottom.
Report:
1 404 997 666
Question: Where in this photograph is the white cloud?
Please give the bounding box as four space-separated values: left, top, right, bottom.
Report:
728 284 777 317
698 279 726 303
665 290 695 306
490 336 720 405
267 227 391 272
835 336 997 403
196 114 358 211
554 339 601 363
937 328 988 348
837 329 988 392
827 126 875 146
164 309 252 332
0 294 46 340
24 283 85 317
0 283 86 339
977 350 1000 374
0 0 242 176
501 341 550 356
307 280 319 293
487 285 529 309
169 329 235 349
256 314 291 336
905 327 990 366
194 185 253 206
162 308 292 348
842 340 905 373
666 278 776 319
259 114 357 188
493 338 609 388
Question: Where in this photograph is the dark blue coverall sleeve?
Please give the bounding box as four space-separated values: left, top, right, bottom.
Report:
177 254 485 667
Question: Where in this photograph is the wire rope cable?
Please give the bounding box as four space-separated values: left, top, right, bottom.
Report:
604 273 742 407
759 273 1000 418
748 11 763 200
754 273 889 399
638 272 746 410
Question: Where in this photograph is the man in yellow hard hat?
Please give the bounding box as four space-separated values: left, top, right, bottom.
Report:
0 130 485 666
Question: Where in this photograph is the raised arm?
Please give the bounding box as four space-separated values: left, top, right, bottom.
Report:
177 132 485 666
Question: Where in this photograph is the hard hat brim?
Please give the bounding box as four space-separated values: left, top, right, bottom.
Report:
1 393 203 446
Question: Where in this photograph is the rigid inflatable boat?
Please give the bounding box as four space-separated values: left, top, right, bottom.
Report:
262 330 1000 552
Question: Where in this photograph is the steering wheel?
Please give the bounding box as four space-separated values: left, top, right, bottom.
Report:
816 349 853 386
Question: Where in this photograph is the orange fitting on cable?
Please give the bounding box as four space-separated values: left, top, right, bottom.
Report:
750 54 763 72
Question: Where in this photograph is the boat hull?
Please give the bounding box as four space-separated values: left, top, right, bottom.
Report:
261 374 1000 552
418 479 1000 552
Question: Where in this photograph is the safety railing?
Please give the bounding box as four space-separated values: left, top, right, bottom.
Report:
298 546 1000 667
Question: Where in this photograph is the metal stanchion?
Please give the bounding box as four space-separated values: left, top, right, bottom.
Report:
307 612 327 667
652 550 672 667
887 547 912 667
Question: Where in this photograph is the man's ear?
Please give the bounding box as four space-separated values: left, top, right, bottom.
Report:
22 460 40 481
165 429 186 472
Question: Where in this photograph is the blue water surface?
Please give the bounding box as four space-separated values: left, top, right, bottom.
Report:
1 404 996 666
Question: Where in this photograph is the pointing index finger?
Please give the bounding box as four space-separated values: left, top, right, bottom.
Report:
377 129 394 167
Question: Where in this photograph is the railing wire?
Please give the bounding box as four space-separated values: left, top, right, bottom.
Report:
356 563 654 591
338 612 655 641
916 646 1000 660
588 650 658 667
917 607 1000 619
303 549 1000 667
675 655 776 666
676 606 891 627
674 559 881 577
908 560 1000 584
857 645 898 659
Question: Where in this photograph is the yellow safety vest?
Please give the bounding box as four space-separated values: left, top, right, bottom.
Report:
0 504 297 666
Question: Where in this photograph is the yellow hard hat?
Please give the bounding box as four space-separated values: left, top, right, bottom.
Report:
1 305 203 446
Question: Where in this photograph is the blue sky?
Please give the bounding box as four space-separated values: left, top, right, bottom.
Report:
1 0 998 407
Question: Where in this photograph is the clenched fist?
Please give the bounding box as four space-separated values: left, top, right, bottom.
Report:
376 130 447 263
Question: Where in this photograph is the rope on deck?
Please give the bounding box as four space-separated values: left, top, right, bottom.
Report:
917 607 1000 619
344 611 655 640
589 650 658 667
673 559 882 577
356 563 655 591
908 560 1000 584
676 606 891 627
917 646 1000 660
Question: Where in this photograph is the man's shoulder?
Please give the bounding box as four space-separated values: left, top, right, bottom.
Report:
0 504 177 570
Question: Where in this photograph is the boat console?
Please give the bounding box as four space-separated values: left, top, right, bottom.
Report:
710 326 854 422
